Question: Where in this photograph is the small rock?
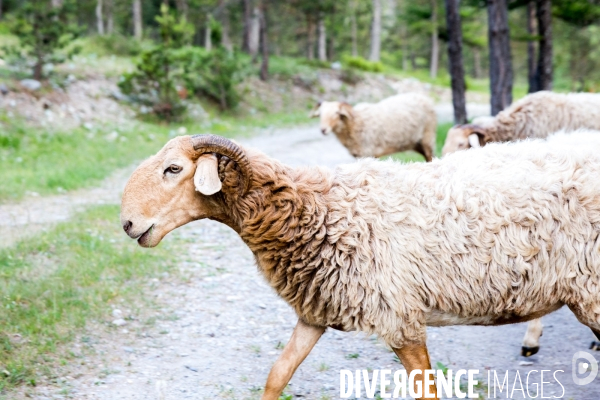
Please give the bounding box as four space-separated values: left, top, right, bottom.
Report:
110 89 126 101
105 131 119 141
83 122 94 131
0 83 9 95
112 318 127 326
177 126 187 135
20 79 41 91
184 365 198 372
122 346 135 353
519 361 534 366
331 61 342 70
112 309 123 318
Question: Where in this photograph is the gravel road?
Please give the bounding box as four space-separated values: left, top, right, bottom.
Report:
9 114 600 400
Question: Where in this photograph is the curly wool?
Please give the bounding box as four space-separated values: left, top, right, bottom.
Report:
319 93 437 159
222 130 600 347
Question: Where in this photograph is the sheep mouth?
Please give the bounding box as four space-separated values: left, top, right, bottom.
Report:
136 225 155 247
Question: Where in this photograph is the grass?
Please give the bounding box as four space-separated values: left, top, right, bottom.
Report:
382 121 454 163
0 108 311 203
0 204 179 393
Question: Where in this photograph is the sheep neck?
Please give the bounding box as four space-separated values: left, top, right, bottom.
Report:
223 153 336 327
333 111 365 157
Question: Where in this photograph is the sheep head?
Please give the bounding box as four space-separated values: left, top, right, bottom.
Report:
120 134 252 247
441 124 488 156
310 101 353 135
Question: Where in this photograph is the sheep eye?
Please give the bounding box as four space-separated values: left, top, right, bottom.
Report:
165 165 182 175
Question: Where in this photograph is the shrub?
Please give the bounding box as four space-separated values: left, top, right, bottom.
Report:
342 55 384 73
118 4 193 121
339 68 363 85
87 34 143 57
178 46 247 111
120 5 246 118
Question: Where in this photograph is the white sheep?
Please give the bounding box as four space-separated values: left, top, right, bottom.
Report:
310 93 437 161
445 94 600 356
442 91 600 155
121 131 600 399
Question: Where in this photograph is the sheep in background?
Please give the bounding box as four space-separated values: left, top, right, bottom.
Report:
122 132 600 400
442 91 600 155
310 93 437 161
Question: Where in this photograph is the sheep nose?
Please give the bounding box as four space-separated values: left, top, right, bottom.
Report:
123 221 133 233
321 128 327 135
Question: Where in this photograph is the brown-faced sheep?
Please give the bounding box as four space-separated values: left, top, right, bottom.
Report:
310 93 437 161
121 132 600 400
442 91 600 155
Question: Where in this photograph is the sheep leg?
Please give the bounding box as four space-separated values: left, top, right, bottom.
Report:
566 304 600 352
393 342 438 400
261 319 325 400
591 329 600 351
521 318 543 357
414 141 434 162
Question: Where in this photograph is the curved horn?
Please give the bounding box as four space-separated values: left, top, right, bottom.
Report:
190 134 252 195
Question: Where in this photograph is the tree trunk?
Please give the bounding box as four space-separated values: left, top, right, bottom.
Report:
317 11 327 62
220 0 233 51
96 0 104 35
242 0 252 52
306 14 315 60
536 0 552 90
351 3 358 57
175 0 188 20
0 0 3 20
430 0 439 78
527 0 538 92
369 0 381 61
260 3 269 81
445 0 467 124
106 0 114 34
133 0 142 40
249 7 260 60
487 0 513 115
473 47 482 78
205 15 212 51
51 0 63 7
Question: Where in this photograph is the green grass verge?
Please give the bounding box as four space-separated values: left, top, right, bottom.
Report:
0 204 178 393
382 121 454 163
0 109 310 203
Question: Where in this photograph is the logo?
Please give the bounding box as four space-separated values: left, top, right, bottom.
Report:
572 351 599 386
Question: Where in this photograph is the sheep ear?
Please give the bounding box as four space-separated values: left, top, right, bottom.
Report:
338 104 352 120
194 153 222 195
468 133 482 148
309 102 322 118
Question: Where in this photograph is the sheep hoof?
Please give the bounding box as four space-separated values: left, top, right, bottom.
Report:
590 341 600 351
521 346 540 357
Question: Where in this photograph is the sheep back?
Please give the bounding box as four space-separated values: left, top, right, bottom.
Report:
492 91 600 142
348 93 437 158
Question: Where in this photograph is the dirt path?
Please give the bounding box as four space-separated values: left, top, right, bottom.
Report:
9 111 600 400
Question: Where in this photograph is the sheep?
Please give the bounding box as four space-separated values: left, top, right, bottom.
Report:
442 91 600 155
121 132 600 400
309 93 437 161
444 92 600 356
